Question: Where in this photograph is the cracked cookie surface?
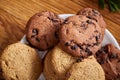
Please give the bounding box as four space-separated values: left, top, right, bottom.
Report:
77 8 106 37
95 44 120 80
26 11 63 50
65 56 105 80
43 44 76 80
0 42 42 80
59 15 103 57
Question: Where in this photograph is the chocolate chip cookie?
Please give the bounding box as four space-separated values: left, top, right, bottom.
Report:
0 42 42 80
26 11 63 50
95 44 120 80
77 8 106 37
59 15 103 57
65 56 105 80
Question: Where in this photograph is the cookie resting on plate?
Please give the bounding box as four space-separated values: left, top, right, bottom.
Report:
59 15 103 57
26 11 63 50
95 44 120 80
77 8 106 37
0 42 42 80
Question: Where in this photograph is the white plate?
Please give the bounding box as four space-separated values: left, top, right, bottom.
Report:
20 14 120 80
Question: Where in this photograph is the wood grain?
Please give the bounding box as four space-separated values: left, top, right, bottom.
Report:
0 0 119 55
0 8 25 54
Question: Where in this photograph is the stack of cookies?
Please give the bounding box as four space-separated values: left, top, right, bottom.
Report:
25 8 106 80
0 8 120 80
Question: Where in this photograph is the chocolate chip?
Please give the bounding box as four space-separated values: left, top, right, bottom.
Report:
117 74 120 79
64 19 69 24
86 44 91 47
96 52 100 57
79 45 84 50
54 31 59 39
80 22 86 27
36 38 40 42
48 17 59 22
31 35 35 38
103 46 108 53
109 53 118 59
92 9 99 14
51 18 59 22
85 48 92 56
93 42 99 46
47 17 51 20
71 45 78 50
117 60 120 63
65 42 70 46
87 16 98 22
95 36 99 41
86 16 93 19
86 20 93 24
106 72 108 74
76 56 84 62
80 22 88 30
99 59 105 64
32 29 38 36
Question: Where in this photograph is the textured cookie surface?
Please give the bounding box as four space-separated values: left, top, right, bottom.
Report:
95 44 120 80
26 11 63 50
66 56 105 80
59 15 103 57
1 42 42 80
43 44 76 80
77 8 106 37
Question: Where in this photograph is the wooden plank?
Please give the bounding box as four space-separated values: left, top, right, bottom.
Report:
0 8 25 54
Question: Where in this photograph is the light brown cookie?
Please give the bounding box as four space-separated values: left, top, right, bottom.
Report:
77 8 106 37
66 56 105 80
43 44 76 80
59 15 103 57
26 11 63 50
0 42 42 80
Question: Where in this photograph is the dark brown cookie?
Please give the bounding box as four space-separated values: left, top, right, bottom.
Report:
59 15 103 57
26 11 63 50
95 44 120 80
77 8 106 38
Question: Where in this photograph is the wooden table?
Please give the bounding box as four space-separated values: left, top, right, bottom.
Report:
0 0 120 54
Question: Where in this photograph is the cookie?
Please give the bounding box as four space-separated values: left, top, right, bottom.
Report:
0 42 42 80
95 44 120 80
26 11 63 50
77 8 106 37
65 56 105 80
59 15 103 57
43 44 76 80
